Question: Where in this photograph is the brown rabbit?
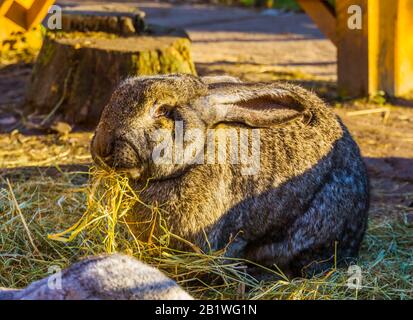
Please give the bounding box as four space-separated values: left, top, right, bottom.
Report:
91 74 369 277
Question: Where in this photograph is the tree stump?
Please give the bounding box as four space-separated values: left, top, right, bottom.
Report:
25 7 196 127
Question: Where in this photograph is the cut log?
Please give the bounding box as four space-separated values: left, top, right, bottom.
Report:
25 8 196 127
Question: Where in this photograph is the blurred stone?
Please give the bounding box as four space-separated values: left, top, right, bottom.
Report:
0 115 17 125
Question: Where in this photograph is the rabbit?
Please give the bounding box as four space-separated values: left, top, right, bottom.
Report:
0 254 192 300
91 74 369 278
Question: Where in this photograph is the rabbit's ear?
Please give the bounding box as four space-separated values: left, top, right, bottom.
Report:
199 84 309 127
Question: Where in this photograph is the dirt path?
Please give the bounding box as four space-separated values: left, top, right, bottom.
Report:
58 1 336 79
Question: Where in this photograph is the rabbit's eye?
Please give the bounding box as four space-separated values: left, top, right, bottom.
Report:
152 105 173 119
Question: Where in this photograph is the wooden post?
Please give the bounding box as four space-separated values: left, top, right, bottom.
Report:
393 1 413 96
298 0 413 97
335 0 370 97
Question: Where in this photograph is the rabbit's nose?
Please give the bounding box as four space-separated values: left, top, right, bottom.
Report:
93 127 114 159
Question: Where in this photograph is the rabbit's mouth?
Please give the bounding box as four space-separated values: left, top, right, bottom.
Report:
92 133 195 182
92 136 147 174
116 165 190 183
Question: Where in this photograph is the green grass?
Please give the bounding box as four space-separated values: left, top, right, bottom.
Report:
272 0 301 11
239 0 300 10
1 167 411 300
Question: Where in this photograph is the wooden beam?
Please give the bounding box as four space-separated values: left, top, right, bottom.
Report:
4 0 27 28
27 0 55 29
1 0 53 30
296 0 337 45
0 0 14 16
0 0 54 48
15 0 36 10
394 0 413 96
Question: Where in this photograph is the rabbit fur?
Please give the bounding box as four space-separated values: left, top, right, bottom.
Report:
0 254 192 300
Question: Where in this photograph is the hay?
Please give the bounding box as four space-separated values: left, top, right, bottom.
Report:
0 166 412 300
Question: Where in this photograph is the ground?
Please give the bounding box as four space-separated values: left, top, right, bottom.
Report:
0 1 412 299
